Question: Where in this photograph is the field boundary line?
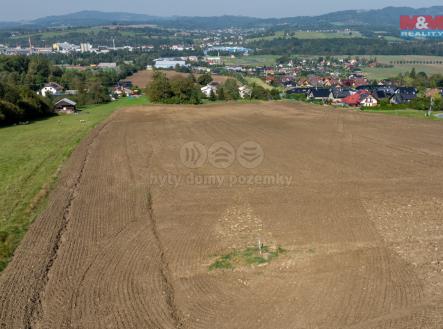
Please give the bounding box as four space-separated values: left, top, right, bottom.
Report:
23 116 116 329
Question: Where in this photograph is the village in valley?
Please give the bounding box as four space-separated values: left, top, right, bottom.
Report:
34 47 443 114
1 17 443 115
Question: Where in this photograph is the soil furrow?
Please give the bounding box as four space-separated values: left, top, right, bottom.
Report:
146 191 184 328
24 120 112 329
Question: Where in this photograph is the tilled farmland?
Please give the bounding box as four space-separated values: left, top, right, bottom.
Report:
1 102 443 329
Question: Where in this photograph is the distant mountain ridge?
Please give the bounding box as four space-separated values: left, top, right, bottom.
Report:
2 6 443 30
31 11 164 27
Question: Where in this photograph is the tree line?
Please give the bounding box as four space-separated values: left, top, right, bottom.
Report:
250 38 443 56
146 71 281 104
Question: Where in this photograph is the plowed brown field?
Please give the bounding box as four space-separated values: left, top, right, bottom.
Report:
127 70 230 88
1 102 443 329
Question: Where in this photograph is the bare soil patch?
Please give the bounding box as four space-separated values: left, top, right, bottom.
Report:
1 102 443 328
127 70 230 88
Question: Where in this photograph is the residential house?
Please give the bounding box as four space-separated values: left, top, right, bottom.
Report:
360 95 378 107
351 78 368 88
395 87 417 95
287 87 310 95
297 78 311 87
201 82 219 98
329 88 354 103
356 85 377 92
323 78 341 88
341 90 370 107
374 86 396 99
113 86 132 98
40 82 64 97
307 88 331 101
374 90 388 100
239 85 252 99
205 56 222 65
308 76 324 87
342 93 362 107
390 87 418 104
281 76 295 88
54 98 77 114
390 93 417 104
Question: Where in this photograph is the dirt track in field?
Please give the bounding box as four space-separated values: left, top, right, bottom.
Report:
1 102 443 329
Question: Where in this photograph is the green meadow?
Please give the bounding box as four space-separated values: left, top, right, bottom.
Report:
0 96 149 271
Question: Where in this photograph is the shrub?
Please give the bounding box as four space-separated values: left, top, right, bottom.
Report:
146 71 202 104
251 84 269 100
197 73 213 86
0 100 23 125
146 71 173 102
221 79 240 100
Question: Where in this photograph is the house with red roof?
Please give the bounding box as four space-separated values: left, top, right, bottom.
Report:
341 90 371 107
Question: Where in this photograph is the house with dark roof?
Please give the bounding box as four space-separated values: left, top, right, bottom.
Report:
374 90 387 100
307 88 331 101
286 87 310 95
390 87 418 104
375 86 396 98
390 93 417 105
54 98 77 114
356 85 377 92
329 88 354 102
395 87 417 95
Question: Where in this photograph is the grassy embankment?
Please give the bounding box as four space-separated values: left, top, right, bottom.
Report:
361 108 442 120
0 96 149 271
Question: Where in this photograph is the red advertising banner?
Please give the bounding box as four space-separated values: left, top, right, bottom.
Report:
400 16 443 30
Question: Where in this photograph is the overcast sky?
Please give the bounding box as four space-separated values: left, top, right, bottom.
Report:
1 0 443 21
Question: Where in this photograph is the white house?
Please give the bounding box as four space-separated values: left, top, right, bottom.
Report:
201 82 219 97
205 56 222 65
80 43 93 53
40 82 64 97
360 95 378 107
239 85 252 99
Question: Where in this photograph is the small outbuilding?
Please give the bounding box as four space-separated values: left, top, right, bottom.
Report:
54 98 77 114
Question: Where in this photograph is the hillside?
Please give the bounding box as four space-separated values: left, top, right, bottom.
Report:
2 6 443 30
